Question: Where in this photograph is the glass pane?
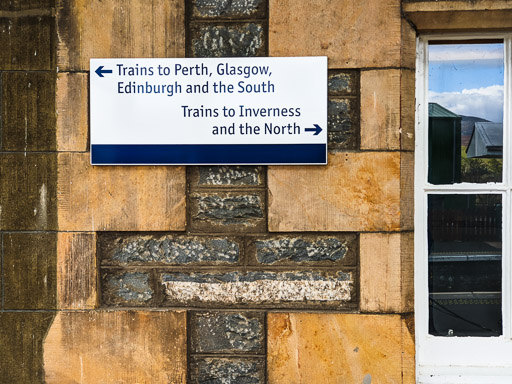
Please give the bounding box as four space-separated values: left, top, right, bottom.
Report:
428 42 504 184
428 194 502 337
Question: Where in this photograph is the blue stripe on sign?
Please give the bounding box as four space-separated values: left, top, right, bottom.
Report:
91 144 327 165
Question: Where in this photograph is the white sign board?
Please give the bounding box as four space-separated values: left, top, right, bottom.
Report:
90 57 327 165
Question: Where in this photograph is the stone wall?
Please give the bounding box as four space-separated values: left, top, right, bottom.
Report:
7 0 510 382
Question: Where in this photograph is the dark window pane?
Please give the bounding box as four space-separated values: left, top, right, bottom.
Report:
428 194 502 336
428 42 504 184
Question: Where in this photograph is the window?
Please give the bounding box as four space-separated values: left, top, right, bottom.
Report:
415 35 512 382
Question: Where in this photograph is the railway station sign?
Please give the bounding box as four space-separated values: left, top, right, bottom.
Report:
90 57 327 165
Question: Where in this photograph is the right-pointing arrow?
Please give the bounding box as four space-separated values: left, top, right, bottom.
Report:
95 65 113 78
305 124 322 135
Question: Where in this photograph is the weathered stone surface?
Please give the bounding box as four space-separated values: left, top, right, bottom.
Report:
401 69 415 150
267 313 414 383
189 191 266 233
0 312 54 383
328 70 359 96
1 71 56 151
57 153 186 231
361 69 400 150
360 233 413 313
328 98 358 149
248 234 357 266
0 153 57 230
161 271 353 307
190 23 265 57
190 357 265 384
44 311 187 383
0 0 52 11
57 232 97 309
56 0 185 71
102 271 154 306
268 152 401 232
100 234 240 266
405 9 512 30
191 311 264 354
190 166 265 187
269 0 401 68
0 16 52 70
3 233 57 309
401 19 416 69
56 72 88 151
401 152 414 230
403 0 512 11
191 0 266 19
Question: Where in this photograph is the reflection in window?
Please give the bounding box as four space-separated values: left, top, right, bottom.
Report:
428 194 502 337
428 42 504 184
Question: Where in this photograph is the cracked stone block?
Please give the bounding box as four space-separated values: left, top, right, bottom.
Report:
328 98 359 149
161 271 353 308
328 70 359 96
247 234 357 266
189 191 266 233
190 23 265 58
99 234 241 266
190 311 264 354
101 271 153 306
190 357 265 384
190 166 264 187
191 0 265 19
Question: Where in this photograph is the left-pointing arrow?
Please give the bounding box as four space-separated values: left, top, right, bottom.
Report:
95 66 113 78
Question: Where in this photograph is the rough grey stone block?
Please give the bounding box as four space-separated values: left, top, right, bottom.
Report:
190 23 265 58
190 166 264 187
328 98 358 148
102 271 153 306
161 271 353 307
328 70 359 96
191 0 266 19
248 234 357 266
190 312 264 354
99 234 240 266
189 191 266 233
190 357 265 384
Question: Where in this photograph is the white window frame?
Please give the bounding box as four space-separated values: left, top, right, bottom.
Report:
415 33 512 383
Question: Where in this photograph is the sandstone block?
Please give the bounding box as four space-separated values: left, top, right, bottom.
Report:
57 153 186 231
267 313 414 383
57 232 97 309
99 233 241 266
401 69 416 151
190 357 265 384
189 191 266 233
56 0 185 70
0 16 52 70
269 0 401 68
190 311 265 354
1 71 56 151
360 232 413 313
191 0 266 19
0 153 57 230
0 312 54 383
328 98 359 149
268 152 401 232
3 233 57 309
190 166 265 187
0 0 51 10
190 23 265 57
56 72 88 151
44 311 187 383
361 69 401 150
247 234 357 266
161 271 353 308
101 271 154 307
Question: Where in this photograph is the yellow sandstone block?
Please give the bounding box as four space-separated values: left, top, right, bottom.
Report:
56 0 185 71
267 313 414 384
269 0 401 68
44 311 187 383
57 153 186 231
268 152 401 232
